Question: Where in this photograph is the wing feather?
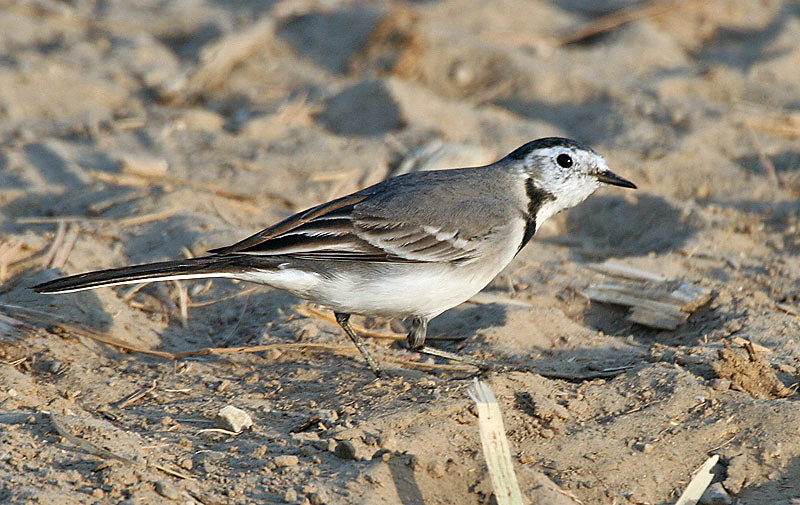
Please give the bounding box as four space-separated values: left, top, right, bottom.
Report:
209 173 502 264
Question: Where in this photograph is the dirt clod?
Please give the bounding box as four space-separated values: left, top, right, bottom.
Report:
713 344 793 399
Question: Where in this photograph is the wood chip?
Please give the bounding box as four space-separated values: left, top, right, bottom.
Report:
583 281 711 330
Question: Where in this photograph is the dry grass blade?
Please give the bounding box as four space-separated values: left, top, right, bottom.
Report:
88 188 150 215
730 336 771 354
745 112 800 139
197 428 240 436
468 292 535 308
51 413 192 480
116 380 157 409
468 379 524 505
41 221 67 268
0 312 35 343
381 355 475 372
54 322 176 359
0 303 471 371
296 305 464 341
674 455 719 505
50 413 136 464
164 17 276 105
51 320 474 371
87 168 296 209
51 223 79 269
588 260 666 282
744 120 781 186
554 0 712 46
295 305 406 340
149 463 192 480
118 208 178 228
188 286 259 308
0 238 24 283
18 209 178 228
172 280 190 328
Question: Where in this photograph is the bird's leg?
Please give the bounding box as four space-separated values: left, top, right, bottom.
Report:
406 317 490 369
335 312 383 377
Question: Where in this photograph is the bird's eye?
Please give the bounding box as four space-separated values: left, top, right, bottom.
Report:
556 153 573 168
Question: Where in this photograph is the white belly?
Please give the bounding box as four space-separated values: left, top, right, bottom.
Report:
237 258 509 319
235 219 524 319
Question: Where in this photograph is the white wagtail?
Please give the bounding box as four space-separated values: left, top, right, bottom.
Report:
32 137 636 375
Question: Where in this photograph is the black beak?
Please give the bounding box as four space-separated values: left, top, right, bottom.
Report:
596 170 637 189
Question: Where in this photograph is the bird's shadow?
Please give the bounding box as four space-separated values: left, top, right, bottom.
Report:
563 193 700 258
427 303 508 350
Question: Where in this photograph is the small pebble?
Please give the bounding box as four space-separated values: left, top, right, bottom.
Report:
379 432 398 451
215 406 253 433
699 482 732 505
274 455 299 467
155 479 179 500
334 440 357 460
710 379 731 392
284 488 298 503
428 459 447 478
176 455 193 471
317 409 338 423
308 491 328 505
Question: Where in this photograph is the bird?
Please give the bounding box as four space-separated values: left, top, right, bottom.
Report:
32 137 636 376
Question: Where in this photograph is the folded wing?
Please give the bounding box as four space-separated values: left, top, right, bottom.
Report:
209 188 483 264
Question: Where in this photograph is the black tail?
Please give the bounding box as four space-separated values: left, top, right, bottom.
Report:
32 255 268 294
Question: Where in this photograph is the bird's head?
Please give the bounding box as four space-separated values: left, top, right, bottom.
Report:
504 137 636 226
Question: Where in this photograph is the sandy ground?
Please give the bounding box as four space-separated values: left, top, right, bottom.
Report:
1 0 800 504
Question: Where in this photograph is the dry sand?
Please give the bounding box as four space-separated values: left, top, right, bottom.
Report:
1 0 800 504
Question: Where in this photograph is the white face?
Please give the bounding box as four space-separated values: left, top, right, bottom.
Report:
522 144 611 227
